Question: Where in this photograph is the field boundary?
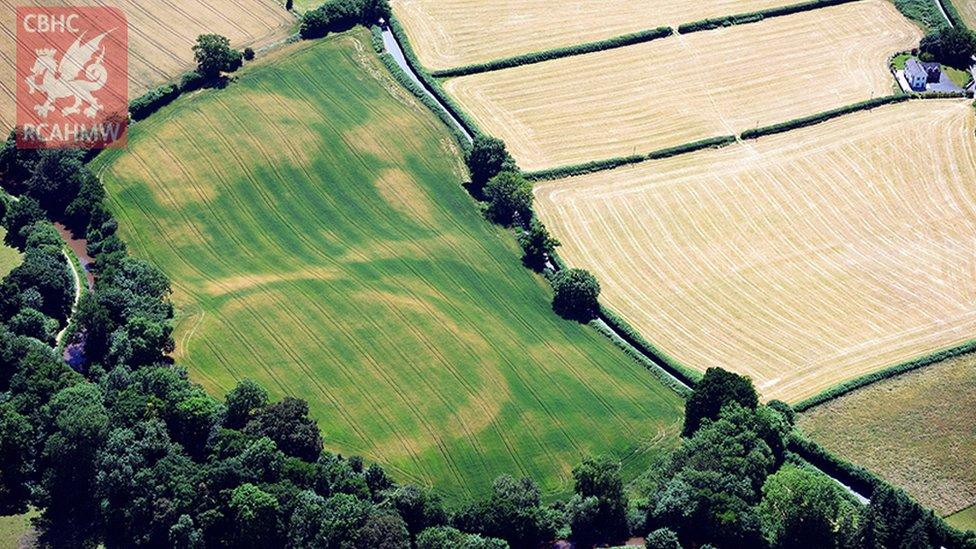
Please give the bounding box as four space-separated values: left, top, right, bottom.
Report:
409 0 875 77
430 27 673 78
741 94 910 139
388 17 486 140
524 136 737 181
379 19 702 398
788 431 973 545
938 0 967 28
677 0 863 33
793 339 976 412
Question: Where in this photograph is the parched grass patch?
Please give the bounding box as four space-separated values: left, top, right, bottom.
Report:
0 228 22 279
389 0 800 71
950 0 976 28
534 100 976 404
798 352 976 516
0 0 295 131
93 30 684 502
443 0 920 171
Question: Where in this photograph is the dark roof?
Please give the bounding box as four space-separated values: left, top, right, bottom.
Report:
921 61 942 75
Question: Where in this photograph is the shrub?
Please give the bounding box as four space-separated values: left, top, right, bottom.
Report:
517 219 559 271
484 171 532 226
551 268 600 321
243 47 255 61
129 84 180 121
300 0 391 39
645 528 681 549
682 367 758 437
179 71 206 93
468 135 516 191
432 27 673 77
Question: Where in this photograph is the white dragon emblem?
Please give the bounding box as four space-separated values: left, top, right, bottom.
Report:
24 31 110 119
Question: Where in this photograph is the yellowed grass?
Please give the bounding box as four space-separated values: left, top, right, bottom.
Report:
953 0 976 30
534 100 976 403
444 0 920 172
798 352 976 516
0 0 295 131
390 0 799 70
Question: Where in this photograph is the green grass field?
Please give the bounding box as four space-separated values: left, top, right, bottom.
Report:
948 504 976 532
0 228 21 279
93 30 684 501
0 510 36 548
798 353 976 516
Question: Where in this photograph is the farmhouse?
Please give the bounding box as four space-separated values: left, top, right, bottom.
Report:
905 58 928 90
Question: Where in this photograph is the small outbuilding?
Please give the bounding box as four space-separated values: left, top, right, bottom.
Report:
904 58 928 91
921 61 942 83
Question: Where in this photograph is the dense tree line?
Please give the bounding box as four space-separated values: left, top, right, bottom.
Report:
300 0 392 39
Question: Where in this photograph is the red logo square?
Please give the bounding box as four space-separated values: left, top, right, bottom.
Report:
15 7 128 149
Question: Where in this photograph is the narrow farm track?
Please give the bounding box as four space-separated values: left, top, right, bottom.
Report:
0 0 294 131
390 0 798 70
535 100 976 404
93 32 684 502
443 0 920 171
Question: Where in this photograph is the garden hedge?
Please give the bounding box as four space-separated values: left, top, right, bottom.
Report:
678 0 861 33
740 95 908 140
431 27 673 78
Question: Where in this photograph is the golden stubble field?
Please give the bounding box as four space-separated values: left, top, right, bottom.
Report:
799 352 976 516
390 0 797 70
953 0 976 30
444 0 920 172
0 0 295 131
534 100 976 403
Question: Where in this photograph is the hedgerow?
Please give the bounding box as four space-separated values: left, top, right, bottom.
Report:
678 0 861 33
431 27 673 77
940 0 969 30
788 432 974 548
893 0 952 32
374 30 471 150
740 95 908 139
597 305 702 389
388 16 484 138
128 84 180 121
524 135 737 181
792 339 976 412
524 155 646 181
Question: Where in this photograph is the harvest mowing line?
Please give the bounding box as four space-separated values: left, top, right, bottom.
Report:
535 100 976 404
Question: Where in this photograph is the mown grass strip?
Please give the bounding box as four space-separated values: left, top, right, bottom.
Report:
740 95 909 139
793 339 976 412
431 27 674 78
677 0 862 33
524 135 737 181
